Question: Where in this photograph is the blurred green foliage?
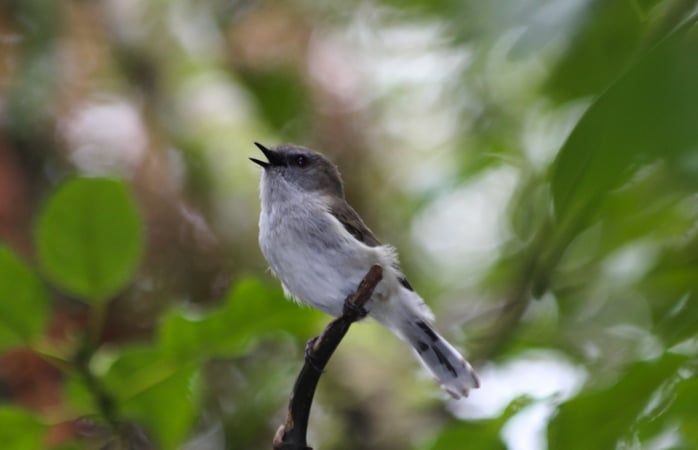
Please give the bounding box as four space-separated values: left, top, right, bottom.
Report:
419 396 533 450
548 353 685 450
35 178 144 302
158 278 321 362
0 406 44 449
0 0 697 449
0 246 48 351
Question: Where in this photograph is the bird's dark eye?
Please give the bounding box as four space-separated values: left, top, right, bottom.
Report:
295 155 307 167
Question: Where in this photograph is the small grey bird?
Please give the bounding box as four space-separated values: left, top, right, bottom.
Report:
250 142 479 397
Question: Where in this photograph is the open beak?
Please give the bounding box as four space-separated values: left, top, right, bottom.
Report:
250 142 285 168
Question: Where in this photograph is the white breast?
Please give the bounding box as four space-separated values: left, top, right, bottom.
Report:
259 190 396 316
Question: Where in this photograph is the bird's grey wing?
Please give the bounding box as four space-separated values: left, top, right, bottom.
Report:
327 197 414 291
327 197 382 247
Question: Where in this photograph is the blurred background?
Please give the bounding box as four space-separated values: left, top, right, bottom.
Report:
0 0 697 449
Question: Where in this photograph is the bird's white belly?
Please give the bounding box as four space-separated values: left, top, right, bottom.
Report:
258 189 407 317
269 238 375 316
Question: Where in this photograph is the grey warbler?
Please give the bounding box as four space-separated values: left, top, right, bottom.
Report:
251 143 479 397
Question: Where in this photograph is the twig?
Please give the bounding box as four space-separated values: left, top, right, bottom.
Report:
273 264 384 450
74 333 122 434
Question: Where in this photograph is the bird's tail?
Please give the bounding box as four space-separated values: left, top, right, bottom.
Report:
398 318 479 398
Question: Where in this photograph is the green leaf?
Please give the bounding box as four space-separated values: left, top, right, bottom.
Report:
158 277 322 361
550 19 698 228
637 376 698 446
652 289 698 347
62 373 95 417
0 246 48 350
35 177 144 302
101 346 197 450
545 1 648 102
122 365 196 450
66 346 198 450
547 353 685 450
421 419 506 450
0 406 44 450
641 229 698 346
417 396 533 450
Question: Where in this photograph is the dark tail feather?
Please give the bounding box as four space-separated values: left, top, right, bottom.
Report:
402 320 479 398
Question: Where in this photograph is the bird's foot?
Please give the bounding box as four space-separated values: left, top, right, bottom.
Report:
342 297 368 320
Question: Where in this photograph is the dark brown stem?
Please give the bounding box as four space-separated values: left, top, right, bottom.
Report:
273 265 383 450
74 339 120 430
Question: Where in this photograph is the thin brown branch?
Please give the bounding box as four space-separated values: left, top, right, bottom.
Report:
273 264 383 450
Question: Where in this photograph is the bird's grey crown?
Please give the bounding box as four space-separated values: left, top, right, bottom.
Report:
263 143 345 197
